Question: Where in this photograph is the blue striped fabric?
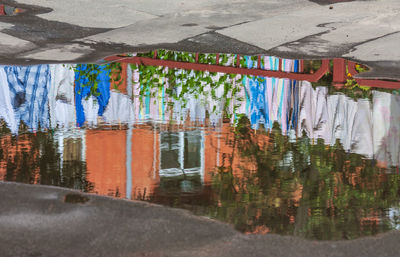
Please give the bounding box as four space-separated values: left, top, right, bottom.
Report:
4 65 50 131
243 57 300 133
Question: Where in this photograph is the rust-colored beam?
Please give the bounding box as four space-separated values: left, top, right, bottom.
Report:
333 58 346 84
110 56 330 82
103 55 400 89
355 79 400 89
348 60 400 89
103 55 131 63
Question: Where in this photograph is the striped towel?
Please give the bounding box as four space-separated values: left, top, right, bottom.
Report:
4 65 50 132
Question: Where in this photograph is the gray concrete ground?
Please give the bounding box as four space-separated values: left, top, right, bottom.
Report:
0 0 399 79
1 181 400 257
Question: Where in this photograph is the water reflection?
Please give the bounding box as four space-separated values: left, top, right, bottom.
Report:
0 52 400 240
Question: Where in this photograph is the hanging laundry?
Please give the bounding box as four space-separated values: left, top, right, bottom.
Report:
75 64 111 127
264 56 280 71
350 99 373 158
244 56 258 69
82 96 100 127
297 81 315 138
373 91 392 154
287 80 300 132
331 94 357 151
297 83 331 143
232 74 247 122
4 65 51 132
373 92 400 167
103 91 134 124
0 66 17 134
246 75 266 130
312 87 330 143
244 57 299 133
49 64 76 128
131 66 141 121
386 93 400 167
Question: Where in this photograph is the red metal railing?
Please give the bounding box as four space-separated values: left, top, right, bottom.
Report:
104 54 329 83
346 60 400 89
104 54 400 89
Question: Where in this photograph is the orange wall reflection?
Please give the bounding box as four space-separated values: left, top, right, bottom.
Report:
0 134 40 183
84 123 269 200
130 127 159 200
86 130 127 197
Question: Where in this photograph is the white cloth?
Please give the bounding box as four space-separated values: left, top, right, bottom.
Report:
374 92 400 167
0 66 17 134
372 91 392 159
49 64 76 128
103 91 134 124
297 85 375 157
297 81 314 138
350 99 373 158
82 96 99 127
328 94 357 151
312 87 330 143
297 83 331 144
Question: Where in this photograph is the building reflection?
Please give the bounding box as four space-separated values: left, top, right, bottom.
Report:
0 52 400 239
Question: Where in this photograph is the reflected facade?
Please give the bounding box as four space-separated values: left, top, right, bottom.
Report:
0 51 400 240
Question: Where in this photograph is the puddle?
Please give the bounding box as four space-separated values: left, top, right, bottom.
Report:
0 50 400 240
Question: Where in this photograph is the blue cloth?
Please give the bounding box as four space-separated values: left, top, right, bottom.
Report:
288 61 300 130
244 56 265 129
289 80 299 130
75 64 111 127
246 76 268 130
4 65 50 131
243 58 302 132
245 56 258 69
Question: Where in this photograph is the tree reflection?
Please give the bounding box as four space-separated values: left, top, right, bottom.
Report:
207 116 400 240
0 126 93 192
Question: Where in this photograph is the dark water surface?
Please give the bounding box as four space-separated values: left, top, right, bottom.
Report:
1 51 400 240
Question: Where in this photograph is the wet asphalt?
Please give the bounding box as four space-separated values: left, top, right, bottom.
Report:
1 182 400 257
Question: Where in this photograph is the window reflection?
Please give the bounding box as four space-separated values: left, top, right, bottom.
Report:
160 131 203 177
159 131 203 193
